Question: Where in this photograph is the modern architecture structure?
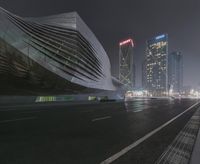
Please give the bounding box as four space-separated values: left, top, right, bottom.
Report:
133 64 136 89
145 34 168 96
168 51 183 94
142 59 147 90
119 38 135 90
0 7 121 95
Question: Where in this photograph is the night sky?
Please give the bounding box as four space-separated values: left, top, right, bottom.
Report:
1 0 200 88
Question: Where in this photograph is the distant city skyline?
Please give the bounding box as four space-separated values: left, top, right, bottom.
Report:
1 0 200 87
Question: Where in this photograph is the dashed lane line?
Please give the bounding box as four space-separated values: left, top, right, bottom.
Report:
92 116 112 122
0 117 37 124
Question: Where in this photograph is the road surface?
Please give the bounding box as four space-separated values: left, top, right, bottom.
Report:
0 98 199 164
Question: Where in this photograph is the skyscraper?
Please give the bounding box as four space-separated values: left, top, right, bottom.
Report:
168 51 183 94
145 34 168 96
119 38 135 90
142 59 147 90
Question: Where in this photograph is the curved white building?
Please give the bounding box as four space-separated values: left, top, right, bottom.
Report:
0 7 120 94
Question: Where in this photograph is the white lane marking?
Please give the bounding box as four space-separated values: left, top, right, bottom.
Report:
0 104 37 110
0 117 37 124
92 116 111 122
81 110 94 113
100 101 200 164
0 104 59 111
133 110 143 113
22 110 48 114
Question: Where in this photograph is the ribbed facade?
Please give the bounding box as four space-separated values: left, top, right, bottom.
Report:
0 7 117 94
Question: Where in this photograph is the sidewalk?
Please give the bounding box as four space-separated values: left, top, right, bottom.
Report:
155 105 200 164
189 123 200 164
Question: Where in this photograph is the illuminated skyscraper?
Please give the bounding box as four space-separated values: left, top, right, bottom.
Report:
145 34 168 96
168 51 183 93
142 59 147 90
119 39 135 90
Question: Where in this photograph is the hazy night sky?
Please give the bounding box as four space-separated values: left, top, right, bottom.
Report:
1 0 200 88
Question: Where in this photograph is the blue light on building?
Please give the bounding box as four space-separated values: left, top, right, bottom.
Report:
155 34 166 40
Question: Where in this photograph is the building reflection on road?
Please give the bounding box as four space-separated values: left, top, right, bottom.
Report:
124 98 177 113
125 99 150 112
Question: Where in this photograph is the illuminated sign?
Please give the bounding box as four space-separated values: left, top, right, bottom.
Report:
155 34 166 40
119 39 134 47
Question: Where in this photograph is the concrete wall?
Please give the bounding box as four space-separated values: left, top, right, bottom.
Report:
0 96 37 105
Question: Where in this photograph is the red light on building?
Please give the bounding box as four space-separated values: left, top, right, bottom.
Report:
119 39 134 47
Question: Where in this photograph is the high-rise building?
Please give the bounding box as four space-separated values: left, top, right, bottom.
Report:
133 64 136 89
142 59 147 90
119 38 135 90
168 51 183 93
145 34 168 96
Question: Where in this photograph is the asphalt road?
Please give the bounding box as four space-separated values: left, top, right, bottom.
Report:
0 98 199 164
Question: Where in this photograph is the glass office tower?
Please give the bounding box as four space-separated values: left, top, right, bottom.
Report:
119 39 135 90
168 51 183 94
145 34 168 96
